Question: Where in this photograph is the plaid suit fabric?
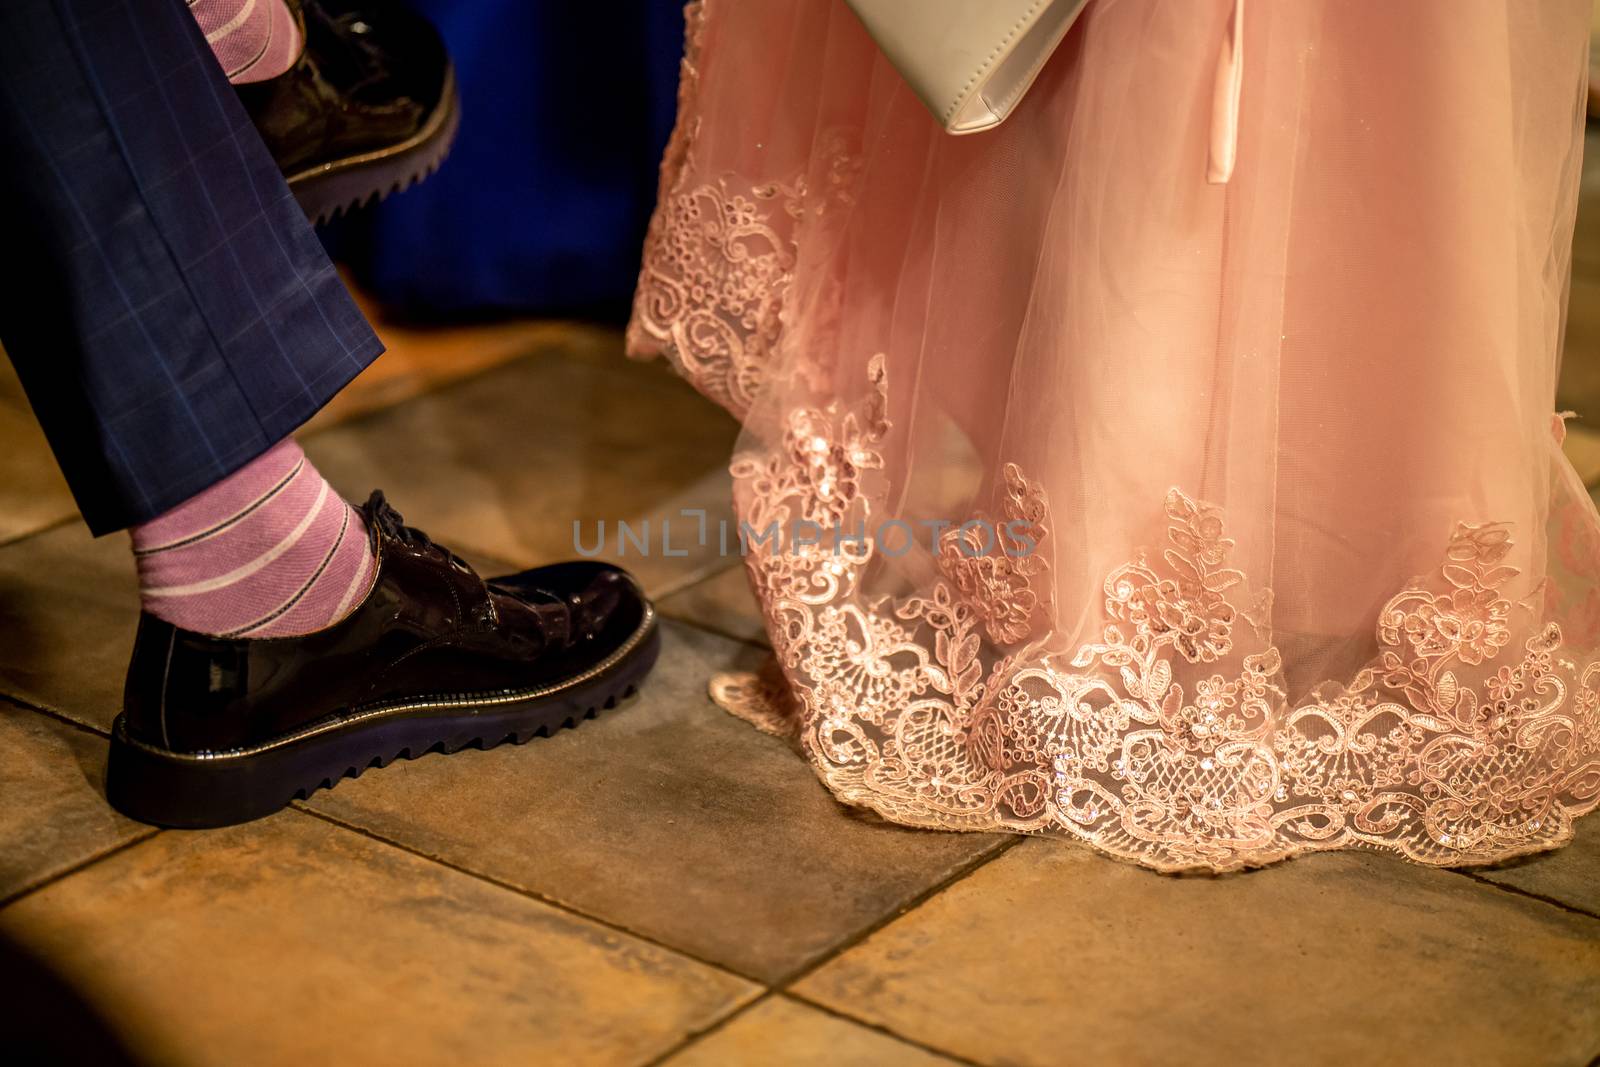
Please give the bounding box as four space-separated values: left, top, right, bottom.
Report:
0 0 383 534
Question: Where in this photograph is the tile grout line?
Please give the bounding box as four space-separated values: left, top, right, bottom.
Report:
0 513 79 554
0 829 162 911
1447 867 1600 922
641 988 988 1067
295 340 580 444
0 692 109 739
636 990 776 1067
655 608 771 654
717 837 1026 1067
290 805 765 986
770 835 1022 990
293 809 1014 1067
650 558 744 604
626 835 1014 1063
301 327 734 465
784 990 988 1067
0 699 151 910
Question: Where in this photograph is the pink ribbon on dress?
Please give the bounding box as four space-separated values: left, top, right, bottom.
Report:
1207 0 1244 184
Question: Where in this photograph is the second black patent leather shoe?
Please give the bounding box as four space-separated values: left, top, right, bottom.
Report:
106 493 658 828
237 0 459 223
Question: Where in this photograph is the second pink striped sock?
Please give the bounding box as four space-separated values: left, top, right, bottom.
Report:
131 440 377 638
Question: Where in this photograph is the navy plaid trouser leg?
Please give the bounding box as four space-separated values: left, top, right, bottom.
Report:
0 0 384 534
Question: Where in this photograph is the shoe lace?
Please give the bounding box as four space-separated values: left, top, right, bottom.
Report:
363 491 582 640
362 490 464 567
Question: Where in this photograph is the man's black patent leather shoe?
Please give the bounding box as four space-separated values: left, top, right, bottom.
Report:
106 492 658 828
236 0 458 223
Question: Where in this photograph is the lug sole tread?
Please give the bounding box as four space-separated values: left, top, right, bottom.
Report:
289 70 461 225
283 691 628 803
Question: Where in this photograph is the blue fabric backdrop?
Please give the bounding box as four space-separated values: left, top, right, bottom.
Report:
324 0 685 321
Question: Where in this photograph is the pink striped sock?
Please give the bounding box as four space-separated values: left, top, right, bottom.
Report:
131 440 377 638
188 0 303 85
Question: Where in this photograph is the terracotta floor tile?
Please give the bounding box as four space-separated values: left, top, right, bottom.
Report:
665 996 960 1066
1560 276 1600 417
0 703 147 902
0 521 137 731
0 811 756 1067
1572 126 1600 280
307 620 1006 982
1559 127 1600 413
795 840 1600 1067
302 286 610 434
0 357 77 547
1475 817 1600 919
302 339 741 594
1562 425 1600 487
657 562 768 646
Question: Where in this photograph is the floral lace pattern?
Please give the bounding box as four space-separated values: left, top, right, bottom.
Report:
712 364 1600 872
936 464 1052 645
625 0 794 416
628 175 801 416
627 5 867 418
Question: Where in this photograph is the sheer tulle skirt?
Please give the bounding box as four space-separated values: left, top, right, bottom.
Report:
627 0 1599 871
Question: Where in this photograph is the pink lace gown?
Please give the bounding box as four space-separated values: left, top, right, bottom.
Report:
626 0 1600 872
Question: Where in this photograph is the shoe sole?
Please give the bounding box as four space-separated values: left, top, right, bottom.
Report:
106 606 659 829
286 65 462 225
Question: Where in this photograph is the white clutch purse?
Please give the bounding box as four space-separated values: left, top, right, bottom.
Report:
844 0 1091 134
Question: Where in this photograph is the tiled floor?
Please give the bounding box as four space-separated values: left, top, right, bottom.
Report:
2 134 1600 1067
4 327 1600 1067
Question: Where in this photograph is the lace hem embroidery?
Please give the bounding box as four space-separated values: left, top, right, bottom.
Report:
628 176 801 417
626 0 793 417
716 363 1600 873
627 1 864 419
